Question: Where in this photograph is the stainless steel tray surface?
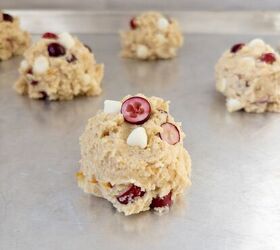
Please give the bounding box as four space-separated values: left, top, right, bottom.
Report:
0 11 280 250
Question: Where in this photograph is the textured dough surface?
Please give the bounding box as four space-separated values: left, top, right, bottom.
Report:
77 95 191 215
121 12 184 60
0 12 30 60
215 39 280 113
14 33 104 101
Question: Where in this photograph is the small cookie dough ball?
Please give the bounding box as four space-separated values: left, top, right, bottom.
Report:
215 39 280 113
77 94 191 215
0 12 31 61
14 32 104 101
121 12 184 60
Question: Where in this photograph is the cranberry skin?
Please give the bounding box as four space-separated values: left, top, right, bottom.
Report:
42 32 58 39
260 53 276 64
230 43 245 53
159 122 180 145
121 96 151 125
117 184 145 205
3 13 13 22
150 191 172 209
130 18 137 29
48 43 66 57
84 44 92 53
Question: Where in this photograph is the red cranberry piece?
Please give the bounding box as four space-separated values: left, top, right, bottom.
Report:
39 91 48 100
150 191 172 209
130 17 137 29
31 80 38 86
67 54 77 63
48 43 66 57
84 44 92 53
230 43 245 53
42 32 58 39
3 13 13 22
117 184 145 205
121 96 151 124
159 123 180 145
260 53 276 64
27 68 33 75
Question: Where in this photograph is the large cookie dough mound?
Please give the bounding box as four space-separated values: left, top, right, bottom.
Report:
14 32 104 101
121 12 184 60
77 94 191 215
0 12 30 60
215 39 280 113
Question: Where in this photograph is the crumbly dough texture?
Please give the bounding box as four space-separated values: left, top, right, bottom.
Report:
0 12 30 60
215 39 280 113
121 12 184 60
14 34 103 101
77 95 191 215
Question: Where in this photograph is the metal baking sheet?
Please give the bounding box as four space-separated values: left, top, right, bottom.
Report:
1 11 280 250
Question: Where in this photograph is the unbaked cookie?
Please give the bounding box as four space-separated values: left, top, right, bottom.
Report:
77 94 191 215
0 12 30 60
121 12 184 60
215 39 280 113
14 32 104 101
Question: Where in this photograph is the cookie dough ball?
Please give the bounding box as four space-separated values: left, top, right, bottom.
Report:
77 94 191 215
215 39 280 113
14 32 104 101
121 12 184 60
0 12 31 61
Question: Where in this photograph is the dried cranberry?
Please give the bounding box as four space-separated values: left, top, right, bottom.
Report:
84 44 92 53
39 91 48 100
159 123 180 145
42 32 58 39
3 13 13 22
31 80 38 86
230 43 245 53
260 53 276 64
150 191 172 209
48 43 66 57
130 18 137 29
27 68 33 75
121 96 151 124
117 184 145 205
67 54 77 63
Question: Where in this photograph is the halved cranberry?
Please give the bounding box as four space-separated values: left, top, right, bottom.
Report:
3 13 13 22
48 43 66 57
150 191 172 209
84 44 92 53
130 18 137 29
260 53 276 64
121 96 151 124
117 184 145 205
42 32 58 39
230 43 245 53
159 123 180 145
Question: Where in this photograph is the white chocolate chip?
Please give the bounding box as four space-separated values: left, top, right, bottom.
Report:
157 18 169 31
226 98 244 112
20 60 29 71
248 39 265 48
127 127 148 149
155 34 166 44
83 74 91 85
33 56 49 74
240 57 256 69
58 32 75 49
136 45 149 59
104 100 122 114
216 78 227 93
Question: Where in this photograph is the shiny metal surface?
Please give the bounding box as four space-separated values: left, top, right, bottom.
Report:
1 12 280 250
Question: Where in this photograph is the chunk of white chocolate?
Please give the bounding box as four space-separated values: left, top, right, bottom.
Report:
226 98 244 112
157 18 169 31
136 45 149 59
20 60 29 71
33 56 49 74
58 32 75 49
104 100 122 114
127 127 148 149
